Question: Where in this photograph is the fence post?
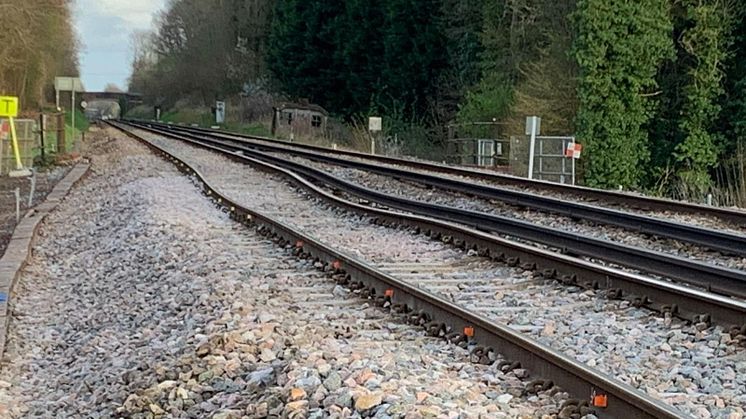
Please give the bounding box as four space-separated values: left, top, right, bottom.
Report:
57 113 65 154
39 113 45 161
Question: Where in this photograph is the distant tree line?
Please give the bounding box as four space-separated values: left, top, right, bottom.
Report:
0 0 79 109
129 0 273 106
130 0 746 200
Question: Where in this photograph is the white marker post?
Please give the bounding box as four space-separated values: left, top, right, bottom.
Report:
368 117 382 155
526 116 541 180
215 101 226 125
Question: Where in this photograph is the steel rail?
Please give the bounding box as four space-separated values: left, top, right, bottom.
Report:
129 121 746 301
110 121 692 419
134 119 746 226
144 122 746 256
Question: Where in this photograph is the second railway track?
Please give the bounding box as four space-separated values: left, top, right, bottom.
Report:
112 121 746 419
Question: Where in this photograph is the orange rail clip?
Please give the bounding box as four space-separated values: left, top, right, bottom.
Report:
384 289 394 297
464 326 475 337
332 260 342 270
593 394 608 408
295 240 304 248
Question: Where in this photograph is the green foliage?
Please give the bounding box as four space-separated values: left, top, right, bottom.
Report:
268 0 446 120
436 0 484 120
378 0 447 116
457 73 513 123
65 109 90 132
672 0 733 194
267 0 347 112
721 4 746 153
573 0 674 188
458 0 577 136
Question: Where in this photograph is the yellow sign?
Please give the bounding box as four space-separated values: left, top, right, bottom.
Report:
0 96 19 117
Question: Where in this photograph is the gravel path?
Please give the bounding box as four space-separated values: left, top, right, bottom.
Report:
269 152 746 272
132 127 746 418
0 131 569 418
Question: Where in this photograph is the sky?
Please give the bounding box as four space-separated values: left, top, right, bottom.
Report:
74 0 166 92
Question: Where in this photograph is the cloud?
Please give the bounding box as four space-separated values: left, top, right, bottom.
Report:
84 0 164 30
74 0 166 91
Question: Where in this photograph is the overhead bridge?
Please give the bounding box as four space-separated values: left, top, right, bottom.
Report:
80 92 143 114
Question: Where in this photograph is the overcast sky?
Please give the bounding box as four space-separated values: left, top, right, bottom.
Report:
74 0 166 92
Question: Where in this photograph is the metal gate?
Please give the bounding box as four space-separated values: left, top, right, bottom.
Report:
534 135 577 185
446 122 510 170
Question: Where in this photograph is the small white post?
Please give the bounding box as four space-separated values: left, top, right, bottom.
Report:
526 116 540 180
71 88 76 151
571 136 576 186
14 188 20 223
28 171 36 207
707 194 713 206
368 117 382 155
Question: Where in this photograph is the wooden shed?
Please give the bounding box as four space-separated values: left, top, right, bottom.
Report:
271 100 329 138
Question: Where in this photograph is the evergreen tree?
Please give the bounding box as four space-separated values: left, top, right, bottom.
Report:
335 0 386 115
721 3 746 153
267 0 346 111
378 0 447 116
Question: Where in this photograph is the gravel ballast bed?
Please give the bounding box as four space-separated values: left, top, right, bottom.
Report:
0 133 566 418
135 128 746 418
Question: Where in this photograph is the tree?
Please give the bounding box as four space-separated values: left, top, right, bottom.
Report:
267 0 347 112
573 0 674 188
724 6 746 150
434 0 484 122
129 0 275 106
458 0 577 135
672 0 733 194
0 0 79 108
377 0 447 116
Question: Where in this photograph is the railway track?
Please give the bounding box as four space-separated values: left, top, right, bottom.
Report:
135 120 746 228
111 121 746 418
126 121 746 303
